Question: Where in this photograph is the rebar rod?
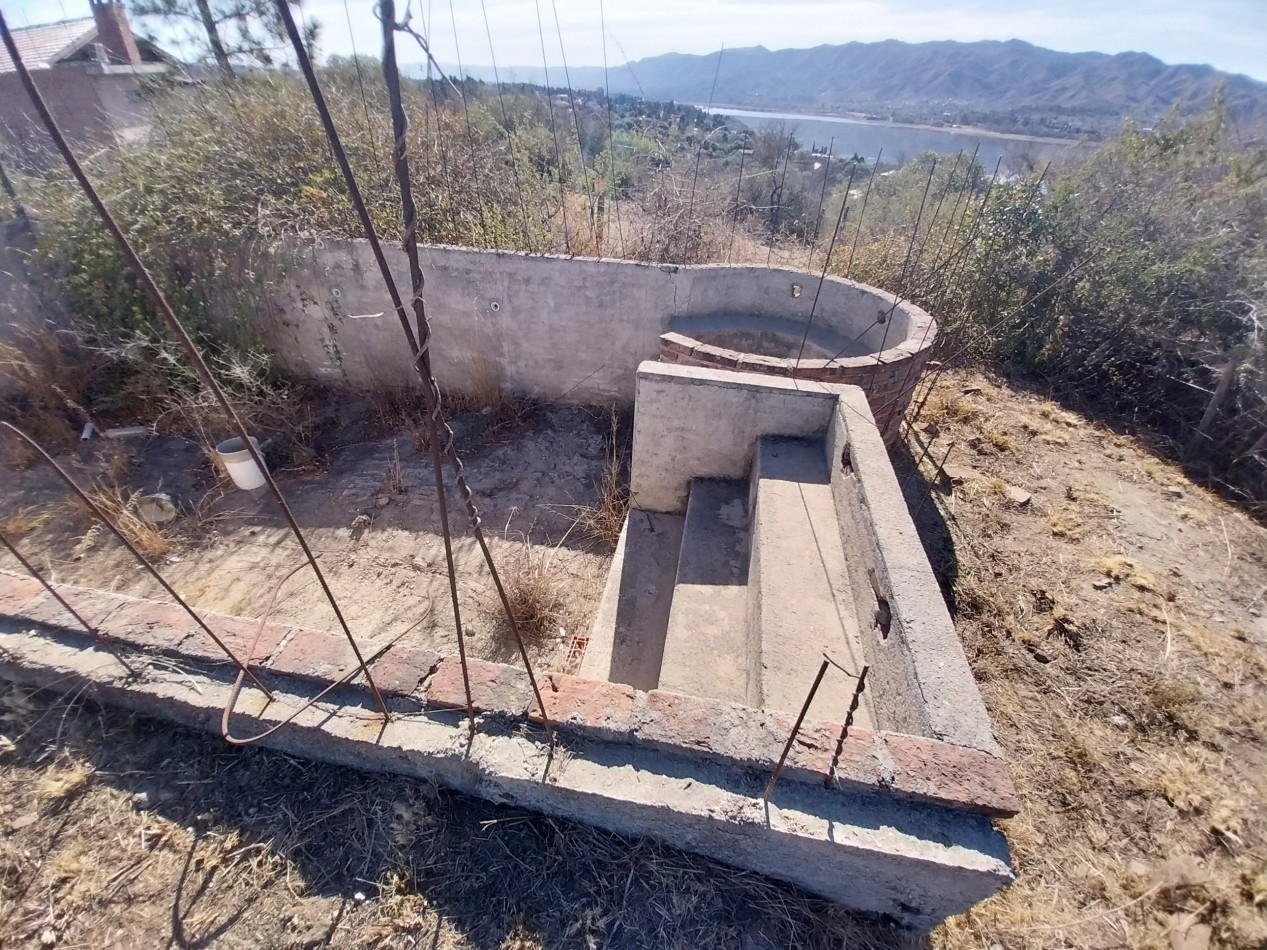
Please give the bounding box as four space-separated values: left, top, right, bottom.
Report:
792 158 859 371
0 11 386 716
279 0 553 743
0 422 269 695
0 529 136 674
762 658 829 803
765 132 796 266
726 133 747 263
805 136 834 268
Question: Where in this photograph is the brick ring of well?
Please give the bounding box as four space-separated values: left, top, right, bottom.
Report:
658 278 937 441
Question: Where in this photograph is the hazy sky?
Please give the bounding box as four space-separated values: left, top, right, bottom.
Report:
9 0 1267 81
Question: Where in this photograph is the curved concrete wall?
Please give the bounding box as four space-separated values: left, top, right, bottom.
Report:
658 276 936 441
252 240 934 437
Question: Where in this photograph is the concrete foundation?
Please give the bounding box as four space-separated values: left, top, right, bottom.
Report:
0 364 1010 933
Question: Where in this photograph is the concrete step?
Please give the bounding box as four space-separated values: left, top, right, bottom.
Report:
580 509 684 690
657 479 753 704
750 437 873 728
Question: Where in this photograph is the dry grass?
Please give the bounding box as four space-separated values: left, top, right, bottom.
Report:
906 369 1267 950
572 410 631 548
0 505 51 538
1046 510 1084 540
0 679 906 949
449 355 532 434
73 483 173 559
498 535 570 646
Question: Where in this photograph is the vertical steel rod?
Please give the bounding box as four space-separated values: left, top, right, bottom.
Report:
763 658 830 803
276 0 555 745
825 664 870 788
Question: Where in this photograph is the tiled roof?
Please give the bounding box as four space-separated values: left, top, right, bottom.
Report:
0 17 97 74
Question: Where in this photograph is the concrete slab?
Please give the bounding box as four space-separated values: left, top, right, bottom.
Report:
658 479 753 705
751 437 873 729
580 509 683 690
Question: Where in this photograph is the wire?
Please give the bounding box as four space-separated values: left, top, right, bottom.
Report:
534 0 570 253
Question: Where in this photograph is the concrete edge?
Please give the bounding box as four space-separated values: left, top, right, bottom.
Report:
0 570 1017 817
0 620 1013 931
830 390 1004 756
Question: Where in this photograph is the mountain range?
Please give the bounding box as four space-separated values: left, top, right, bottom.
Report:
418 38 1267 139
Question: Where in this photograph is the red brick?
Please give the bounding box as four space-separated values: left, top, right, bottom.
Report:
21 585 128 631
882 732 1020 817
424 657 529 716
528 673 635 739
0 572 45 615
367 645 441 697
659 332 698 359
268 627 382 686
100 599 197 651
177 612 290 668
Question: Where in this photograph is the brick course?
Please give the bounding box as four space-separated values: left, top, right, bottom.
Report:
0 569 1017 817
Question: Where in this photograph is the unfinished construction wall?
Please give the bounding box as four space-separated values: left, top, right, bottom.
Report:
257 240 936 407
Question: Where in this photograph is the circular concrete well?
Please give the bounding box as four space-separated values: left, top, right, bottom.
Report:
658 268 937 440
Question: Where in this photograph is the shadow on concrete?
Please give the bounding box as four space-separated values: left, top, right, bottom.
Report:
3 685 913 950
888 438 961 617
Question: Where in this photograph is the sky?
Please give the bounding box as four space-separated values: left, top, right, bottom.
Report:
8 0 1267 81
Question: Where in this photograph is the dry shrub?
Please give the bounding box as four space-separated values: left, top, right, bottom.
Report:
449 355 530 433
0 506 51 538
573 410 631 548
920 387 984 427
1047 510 1083 540
498 536 567 646
0 330 89 445
75 483 172 559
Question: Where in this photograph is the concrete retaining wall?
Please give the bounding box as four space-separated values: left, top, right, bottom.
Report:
255 240 935 415
0 571 1017 930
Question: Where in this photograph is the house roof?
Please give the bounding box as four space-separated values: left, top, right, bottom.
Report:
0 17 98 74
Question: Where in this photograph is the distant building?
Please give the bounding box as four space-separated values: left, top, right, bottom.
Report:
0 1 177 160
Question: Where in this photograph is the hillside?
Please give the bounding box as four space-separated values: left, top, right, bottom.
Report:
429 38 1267 139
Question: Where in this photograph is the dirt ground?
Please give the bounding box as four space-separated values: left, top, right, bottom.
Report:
0 398 617 671
1 368 1265 948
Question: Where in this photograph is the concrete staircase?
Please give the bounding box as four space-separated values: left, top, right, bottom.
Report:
583 436 873 727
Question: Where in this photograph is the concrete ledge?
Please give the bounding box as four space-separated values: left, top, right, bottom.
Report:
827 389 1002 755
0 570 1017 817
0 618 1013 931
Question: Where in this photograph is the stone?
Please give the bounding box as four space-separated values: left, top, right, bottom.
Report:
376 496 390 508
942 464 973 485
1164 486 1185 499
1005 486 1032 506
1093 578 1114 590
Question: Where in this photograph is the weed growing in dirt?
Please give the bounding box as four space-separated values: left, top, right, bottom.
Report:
498 536 568 646
73 483 172 559
572 410 631 548
0 506 51 539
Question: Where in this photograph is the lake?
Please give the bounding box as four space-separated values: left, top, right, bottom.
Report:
703 106 1090 171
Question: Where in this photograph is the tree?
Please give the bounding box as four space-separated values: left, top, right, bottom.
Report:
129 0 319 79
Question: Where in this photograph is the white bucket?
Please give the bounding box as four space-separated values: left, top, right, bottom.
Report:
215 436 267 490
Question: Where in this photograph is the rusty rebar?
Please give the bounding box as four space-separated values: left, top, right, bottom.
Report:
285 0 554 743
0 11 385 717
826 663 870 788
0 422 269 695
0 529 136 675
763 658 830 803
